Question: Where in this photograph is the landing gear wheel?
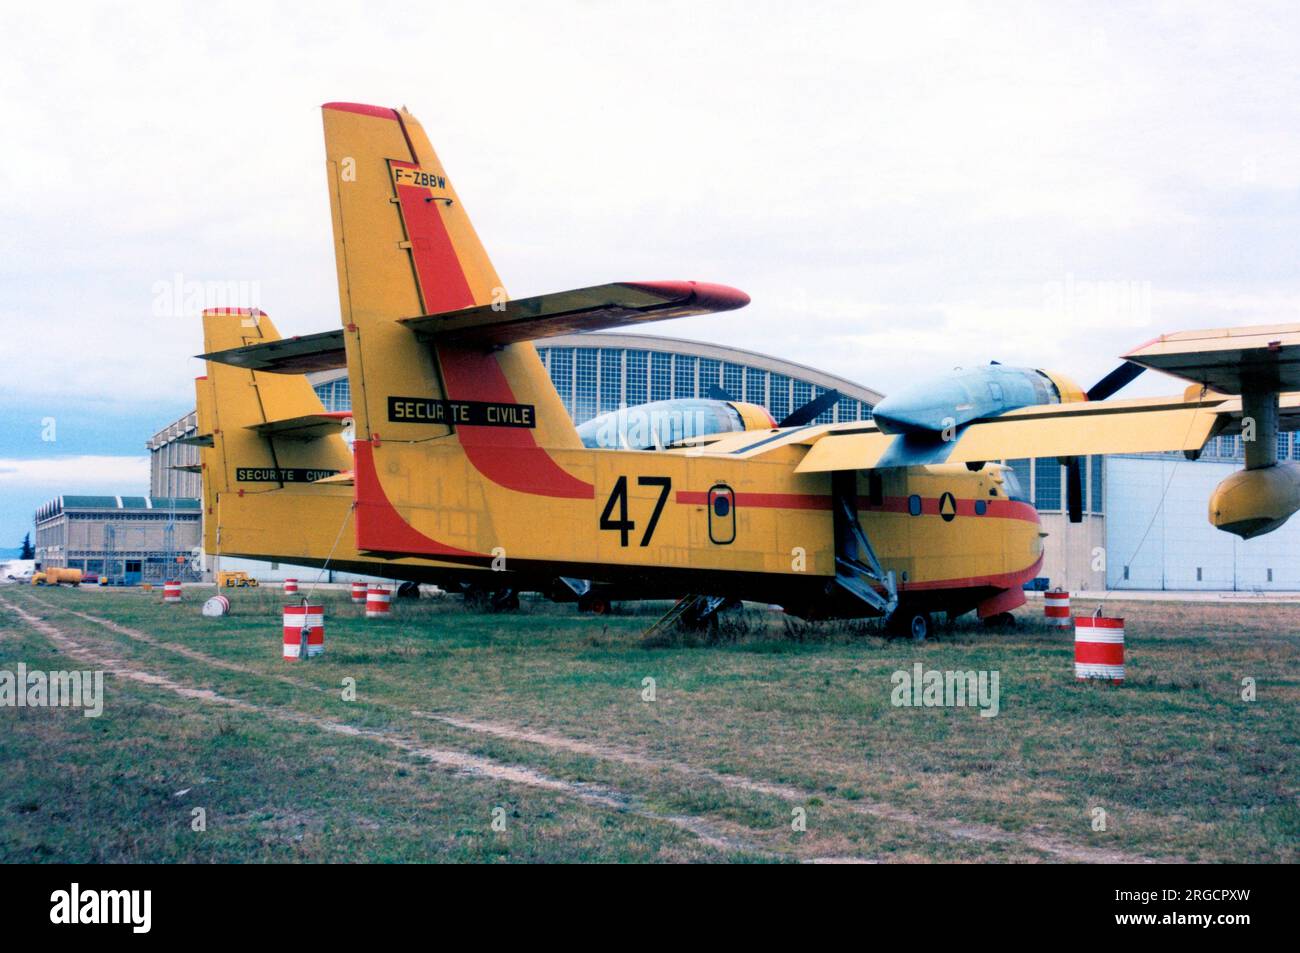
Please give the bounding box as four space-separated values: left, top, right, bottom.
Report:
490 588 520 611
578 593 611 615
887 610 931 642
982 611 1016 628
906 611 931 642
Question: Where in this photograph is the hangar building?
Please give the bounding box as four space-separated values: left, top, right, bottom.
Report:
33 496 202 584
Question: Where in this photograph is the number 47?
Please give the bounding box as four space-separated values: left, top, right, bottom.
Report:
600 476 671 547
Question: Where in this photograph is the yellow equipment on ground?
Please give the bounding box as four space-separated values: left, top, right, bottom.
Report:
32 568 83 586
217 570 259 588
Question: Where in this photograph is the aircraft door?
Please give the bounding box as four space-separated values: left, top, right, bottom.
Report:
708 483 736 544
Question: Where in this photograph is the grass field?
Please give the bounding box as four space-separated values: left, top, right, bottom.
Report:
1 584 1296 863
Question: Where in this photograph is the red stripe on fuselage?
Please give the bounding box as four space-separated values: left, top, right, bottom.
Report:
353 440 482 558
900 553 1044 593
392 161 594 500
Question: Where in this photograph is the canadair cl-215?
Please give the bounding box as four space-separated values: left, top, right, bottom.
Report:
194 101 1300 639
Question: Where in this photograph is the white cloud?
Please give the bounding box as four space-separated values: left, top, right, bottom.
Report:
0 456 150 492
2 0 1299 404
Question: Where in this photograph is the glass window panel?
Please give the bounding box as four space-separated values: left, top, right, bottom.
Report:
698 358 721 397
624 350 648 407
574 349 597 423
1090 455 1104 513
674 354 697 398
650 352 671 402
599 349 623 414
1035 458 1062 511
723 363 744 400
768 374 791 421
547 347 574 417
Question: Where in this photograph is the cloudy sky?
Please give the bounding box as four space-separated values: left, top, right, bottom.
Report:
2 0 1299 545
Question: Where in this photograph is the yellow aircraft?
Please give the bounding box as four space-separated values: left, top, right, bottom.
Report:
196 101 1300 639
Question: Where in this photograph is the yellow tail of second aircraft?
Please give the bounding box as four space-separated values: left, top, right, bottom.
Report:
197 307 356 568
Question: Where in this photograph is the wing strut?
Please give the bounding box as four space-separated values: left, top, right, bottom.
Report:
831 472 898 617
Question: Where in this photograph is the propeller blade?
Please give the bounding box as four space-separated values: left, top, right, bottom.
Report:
705 383 733 401
779 388 841 428
1065 456 1084 523
1086 361 1145 401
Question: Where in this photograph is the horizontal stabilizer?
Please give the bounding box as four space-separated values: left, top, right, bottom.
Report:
399 280 749 347
199 329 346 374
1126 323 1300 393
247 411 351 440
177 434 214 448
167 464 204 474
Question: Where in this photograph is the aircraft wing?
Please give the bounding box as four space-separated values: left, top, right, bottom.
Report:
1125 323 1300 392
789 392 1300 473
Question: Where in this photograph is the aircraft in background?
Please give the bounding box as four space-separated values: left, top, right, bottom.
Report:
194 101 1300 639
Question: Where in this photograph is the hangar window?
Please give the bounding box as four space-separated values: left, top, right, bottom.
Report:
1034 458 1061 511
548 347 574 416
674 355 697 399
624 350 648 406
699 358 721 397
908 495 922 516
575 349 598 423
1090 455 1104 513
724 363 745 400
650 352 672 402
599 350 623 414
769 374 791 420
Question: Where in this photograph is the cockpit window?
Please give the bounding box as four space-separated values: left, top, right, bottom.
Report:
1001 468 1029 503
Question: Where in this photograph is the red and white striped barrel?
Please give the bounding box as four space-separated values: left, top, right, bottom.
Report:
1044 590 1071 627
1074 616 1125 683
201 594 230 618
366 586 392 619
163 580 182 603
351 581 368 604
283 578 299 596
282 604 325 660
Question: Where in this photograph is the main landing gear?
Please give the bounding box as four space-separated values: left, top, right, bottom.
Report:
830 471 898 618
886 609 931 642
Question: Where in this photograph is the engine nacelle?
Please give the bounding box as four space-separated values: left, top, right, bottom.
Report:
1209 463 1300 539
872 366 1085 434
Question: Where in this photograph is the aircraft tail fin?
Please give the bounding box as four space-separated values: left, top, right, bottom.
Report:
198 308 355 561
